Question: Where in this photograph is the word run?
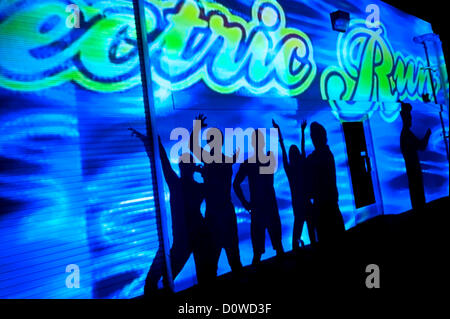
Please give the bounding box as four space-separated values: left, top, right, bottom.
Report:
320 21 441 122
0 0 316 96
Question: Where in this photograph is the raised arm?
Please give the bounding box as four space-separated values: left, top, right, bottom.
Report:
129 128 178 184
300 120 307 159
190 114 208 163
272 119 289 172
233 164 252 213
129 128 151 158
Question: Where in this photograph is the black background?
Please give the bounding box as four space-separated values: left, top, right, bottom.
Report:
384 0 449 74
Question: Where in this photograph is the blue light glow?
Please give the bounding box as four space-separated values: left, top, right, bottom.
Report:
0 0 448 299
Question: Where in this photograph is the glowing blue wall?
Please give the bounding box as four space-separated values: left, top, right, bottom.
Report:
146 0 449 291
0 0 448 298
0 0 161 298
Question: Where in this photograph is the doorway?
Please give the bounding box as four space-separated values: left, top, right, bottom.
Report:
342 121 383 223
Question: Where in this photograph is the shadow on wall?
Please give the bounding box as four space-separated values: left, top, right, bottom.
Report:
93 271 140 299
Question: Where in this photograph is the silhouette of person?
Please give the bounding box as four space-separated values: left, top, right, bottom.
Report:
233 129 284 265
306 122 345 245
272 119 316 250
129 128 212 295
190 115 243 276
399 102 431 212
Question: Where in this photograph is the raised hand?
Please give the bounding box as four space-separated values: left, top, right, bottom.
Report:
301 120 307 131
128 127 139 137
195 113 208 128
129 128 146 142
272 119 279 129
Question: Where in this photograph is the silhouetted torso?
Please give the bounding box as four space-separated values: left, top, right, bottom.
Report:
202 160 234 211
286 157 310 210
306 144 344 245
234 152 283 259
400 127 426 210
307 145 339 205
238 160 277 210
181 179 205 236
200 154 242 272
162 169 205 243
400 128 422 178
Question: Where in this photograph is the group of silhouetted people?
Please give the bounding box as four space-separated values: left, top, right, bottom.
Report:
130 113 348 295
130 101 431 296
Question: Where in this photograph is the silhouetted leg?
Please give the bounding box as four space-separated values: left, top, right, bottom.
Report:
224 213 242 272
267 208 284 256
316 203 345 250
192 247 212 285
209 243 222 276
144 246 165 295
315 205 330 246
292 213 304 250
224 244 242 273
409 171 426 212
250 210 266 264
333 204 346 237
332 205 345 259
169 241 192 280
307 205 318 249
144 239 191 295
205 212 223 277
192 228 216 285
306 216 317 247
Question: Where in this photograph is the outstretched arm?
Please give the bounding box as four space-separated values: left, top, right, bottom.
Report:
129 128 178 184
300 120 307 159
273 119 289 172
233 165 251 213
129 128 151 158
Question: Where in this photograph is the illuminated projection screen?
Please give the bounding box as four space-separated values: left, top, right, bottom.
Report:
144 0 448 292
0 0 448 298
0 0 165 298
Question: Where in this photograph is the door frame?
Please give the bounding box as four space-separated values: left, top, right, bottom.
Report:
340 115 384 225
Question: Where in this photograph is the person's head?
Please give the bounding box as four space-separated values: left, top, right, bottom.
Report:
400 102 412 128
289 145 301 166
178 152 195 179
310 122 327 149
251 129 266 152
